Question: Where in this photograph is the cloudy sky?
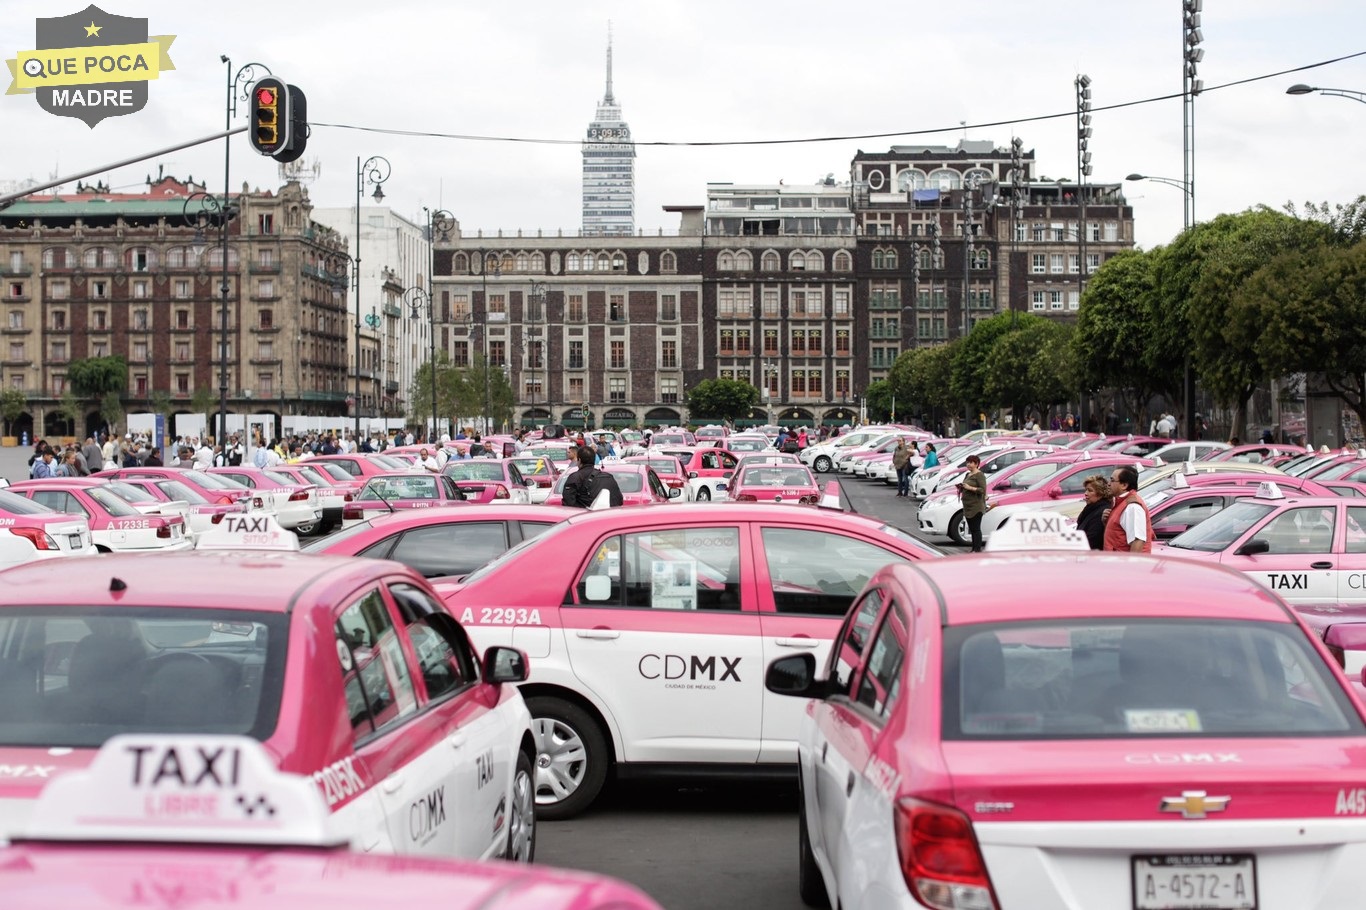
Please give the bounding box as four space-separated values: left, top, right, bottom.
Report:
3 0 1364 249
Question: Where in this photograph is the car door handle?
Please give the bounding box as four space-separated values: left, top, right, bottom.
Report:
1311 561 1334 569
846 771 856 796
448 733 467 750
820 742 828 764
776 637 819 649
576 629 621 640
381 773 405 794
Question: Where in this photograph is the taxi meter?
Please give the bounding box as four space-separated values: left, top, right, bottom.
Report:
24 734 340 846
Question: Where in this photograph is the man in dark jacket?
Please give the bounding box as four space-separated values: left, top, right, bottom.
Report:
562 446 623 508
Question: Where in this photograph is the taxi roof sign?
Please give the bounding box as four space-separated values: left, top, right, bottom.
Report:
1170 471 1190 489
195 513 300 551
24 734 342 847
1255 481 1285 500
986 509 1089 552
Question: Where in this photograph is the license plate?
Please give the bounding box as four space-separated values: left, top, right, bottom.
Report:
1132 854 1256 909
68 534 81 549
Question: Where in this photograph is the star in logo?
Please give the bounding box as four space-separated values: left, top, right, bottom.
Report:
84 21 101 37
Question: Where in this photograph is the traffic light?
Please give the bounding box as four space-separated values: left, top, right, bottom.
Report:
272 84 309 163
248 76 291 157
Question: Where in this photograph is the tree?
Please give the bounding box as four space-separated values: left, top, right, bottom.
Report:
0 387 25 437
148 390 173 418
99 390 124 436
191 388 216 424
1286 196 1366 245
888 341 958 425
950 313 1023 416
66 355 128 399
984 320 1075 422
685 378 760 423
1244 240 1366 431
55 390 81 437
1073 249 1171 423
865 380 894 422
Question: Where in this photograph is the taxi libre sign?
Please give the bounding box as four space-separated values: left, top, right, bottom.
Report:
6 4 175 127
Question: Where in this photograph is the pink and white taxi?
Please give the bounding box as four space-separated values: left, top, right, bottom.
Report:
436 502 943 819
0 524 537 864
766 551 1366 910
0 488 96 569
3 733 661 910
6 477 191 553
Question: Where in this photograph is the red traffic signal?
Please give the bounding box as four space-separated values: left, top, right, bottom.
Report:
248 76 290 156
255 86 276 106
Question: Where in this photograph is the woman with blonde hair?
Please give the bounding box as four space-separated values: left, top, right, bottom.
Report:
1076 474 1114 550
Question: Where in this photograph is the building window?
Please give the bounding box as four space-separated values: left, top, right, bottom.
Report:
661 340 677 369
52 311 66 331
761 250 780 272
833 289 851 317
133 309 148 331
258 248 275 268
763 329 779 356
719 329 734 356
1050 291 1064 310
176 373 189 393
718 251 735 271
259 340 274 360
791 330 806 355
488 340 506 367
762 288 780 318
5 311 19 330
610 340 626 369
9 342 24 361
83 247 113 269
528 340 543 369
789 251 807 271
42 248 66 269
661 251 677 273
568 376 585 403
807 369 823 398
52 373 65 395
1087 253 1101 273
835 370 850 398
175 309 189 329
566 252 581 272
175 342 189 360
91 280 108 299
718 289 735 318
736 250 753 271
258 214 274 235
1068 254 1080 274
524 375 543 401
973 249 990 269
1104 221 1119 241
1015 222 1027 243
134 374 147 397
258 279 275 297
49 280 68 299
833 250 852 272
567 294 585 322
807 328 822 354
258 373 273 397
131 280 147 299
608 377 626 403
736 329 751 356
661 377 679 403
1050 254 1065 274
660 294 677 321
92 341 108 357
51 342 67 362
1031 254 1046 274
608 294 625 322
132 341 147 361
1068 291 1081 311
173 279 189 299
835 329 851 356
568 340 584 370
260 309 274 329
804 289 823 318
452 341 469 368
488 294 506 318
791 369 806 396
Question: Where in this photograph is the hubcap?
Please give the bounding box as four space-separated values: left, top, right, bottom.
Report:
507 766 535 862
531 716 587 806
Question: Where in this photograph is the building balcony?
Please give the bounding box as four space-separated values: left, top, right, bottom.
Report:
301 390 349 402
382 304 402 319
1 359 31 367
250 358 282 366
4 295 32 304
1 265 33 277
867 296 900 311
251 293 282 302
385 380 400 394
249 263 282 274
1 326 31 335
250 324 281 334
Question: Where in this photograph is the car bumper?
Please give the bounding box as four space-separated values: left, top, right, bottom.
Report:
917 500 959 536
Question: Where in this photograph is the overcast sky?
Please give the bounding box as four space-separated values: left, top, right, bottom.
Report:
3 0 1364 250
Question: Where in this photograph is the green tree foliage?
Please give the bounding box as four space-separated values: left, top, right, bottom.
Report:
190 388 216 425
1073 249 1171 421
55 390 81 436
985 319 1075 420
1286 196 1366 245
1243 241 1366 430
0 387 25 436
686 378 760 423
148 390 173 417
865 380 894 422
66 355 128 399
950 313 1021 415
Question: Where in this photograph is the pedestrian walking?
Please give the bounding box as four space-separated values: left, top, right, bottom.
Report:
958 454 988 552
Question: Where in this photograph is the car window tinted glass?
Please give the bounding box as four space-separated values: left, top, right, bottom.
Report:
1166 501 1276 552
87 487 140 517
460 519 574 585
831 589 883 692
106 482 156 503
574 527 742 611
390 522 509 577
854 600 909 718
156 480 208 504
335 589 418 738
609 471 644 493
944 620 1363 740
445 462 504 481
33 491 87 517
388 583 474 700
312 462 356 482
0 490 55 514
1157 498 1225 531
1008 463 1067 490
1346 508 1366 553
1258 506 1336 554
762 527 908 616
0 608 286 747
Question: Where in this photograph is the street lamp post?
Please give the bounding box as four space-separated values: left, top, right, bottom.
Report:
182 191 236 450
423 208 454 438
353 155 392 444
1287 83 1366 105
528 281 547 429
1076 75 1093 311
403 287 435 437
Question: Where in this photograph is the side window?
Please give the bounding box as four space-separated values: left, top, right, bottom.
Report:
357 536 397 560
1057 470 1092 494
507 464 524 485
830 589 883 693
1345 507 1366 554
389 522 509 577
388 582 477 701
574 527 742 611
853 599 909 718
648 471 668 499
519 520 555 541
721 452 737 470
701 453 719 470
1258 506 1336 554
1158 498 1225 529
762 527 906 616
440 476 463 500
334 589 419 739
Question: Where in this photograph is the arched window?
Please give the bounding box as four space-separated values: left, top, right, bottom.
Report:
203 246 239 268
872 249 886 270
125 247 156 272
611 253 626 272
805 251 824 271
566 252 580 272
661 251 677 273
500 253 514 272
965 168 994 187
718 251 735 271
918 249 931 270
83 247 115 269
164 247 188 268
484 252 499 272
530 252 545 272
761 250 780 272
928 168 962 190
515 253 529 272
42 247 71 269
453 252 469 273
597 253 612 271
973 249 991 269
788 250 807 271
881 249 897 270
582 253 595 271
832 250 852 272
735 250 753 271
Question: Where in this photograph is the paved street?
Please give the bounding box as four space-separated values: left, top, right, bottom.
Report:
0 444 32 485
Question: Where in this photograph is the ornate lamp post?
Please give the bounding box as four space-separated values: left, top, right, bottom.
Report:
182 191 236 448
353 155 392 442
527 280 547 429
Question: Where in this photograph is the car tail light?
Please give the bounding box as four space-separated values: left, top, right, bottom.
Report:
343 504 364 521
343 492 354 502
155 522 172 539
11 526 58 551
211 512 226 525
216 495 236 505
733 493 757 502
494 484 510 499
666 478 684 488
895 798 998 910
288 489 309 502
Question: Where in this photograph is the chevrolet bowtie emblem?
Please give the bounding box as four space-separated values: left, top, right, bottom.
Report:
1160 790 1231 819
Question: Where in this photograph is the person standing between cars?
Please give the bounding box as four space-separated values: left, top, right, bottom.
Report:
922 443 939 470
1076 474 1114 550
892 438 912 497
418 448 440 473
1103 465 1151 553
81 435 104 473
563 446 623 508
796 428 809 450
31 449 55 478
958 454 988 552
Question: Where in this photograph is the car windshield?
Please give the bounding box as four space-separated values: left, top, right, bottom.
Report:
294 465 333 486
87 487 141 517
728 438 769 452
156 480 209 505
0 490 55 515
103 482 157 504
445 462 505 481
944 619 1362 740
641 459 681 475
362 475 440 500
370 455 409 470
1166 500 1277 551
741 467 813 487
0 608 288 748
608 470 644 493
1001 462 1067 490
511 458 553 478
192 472 248 491
310 462 355 483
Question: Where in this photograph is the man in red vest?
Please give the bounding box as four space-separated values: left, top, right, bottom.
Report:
1103 465 1151 552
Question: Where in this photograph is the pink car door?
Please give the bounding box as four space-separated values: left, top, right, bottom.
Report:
1221 503 1339 602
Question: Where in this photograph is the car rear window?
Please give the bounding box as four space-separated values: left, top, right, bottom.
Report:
943 619 1363 740
445 462 505 481
0 608 287 747
0 490 55 515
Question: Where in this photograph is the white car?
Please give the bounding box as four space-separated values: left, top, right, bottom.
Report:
686 475 731 501
0 489 96 569
801 429 892 474
206 467 323 532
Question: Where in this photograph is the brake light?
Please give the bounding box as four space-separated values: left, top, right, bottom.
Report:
895 798 998 910
494 484 510 499
343 492 354 502
666 478 684 488
734 493 757 502
155 522 172 539
211 512 226 525
216 495 236 506
343 504 364 521
11 526 58 551
288 490 309 502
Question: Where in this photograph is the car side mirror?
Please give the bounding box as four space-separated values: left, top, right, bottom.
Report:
688 471 699 479
526 479 537 488
765 653 833 700
669 487 682 499
483 646 528 684
1235 538 1271 557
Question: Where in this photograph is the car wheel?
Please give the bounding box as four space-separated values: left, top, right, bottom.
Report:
813 455 832 473
798 789 830 908
948 511 967 545
294 518 320 537
696 487 711 501
504 749 537 862
526 696 608 820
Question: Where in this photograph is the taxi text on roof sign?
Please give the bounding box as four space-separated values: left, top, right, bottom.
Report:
24 734 342 846
195 513 300 551
986 510 1089 552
